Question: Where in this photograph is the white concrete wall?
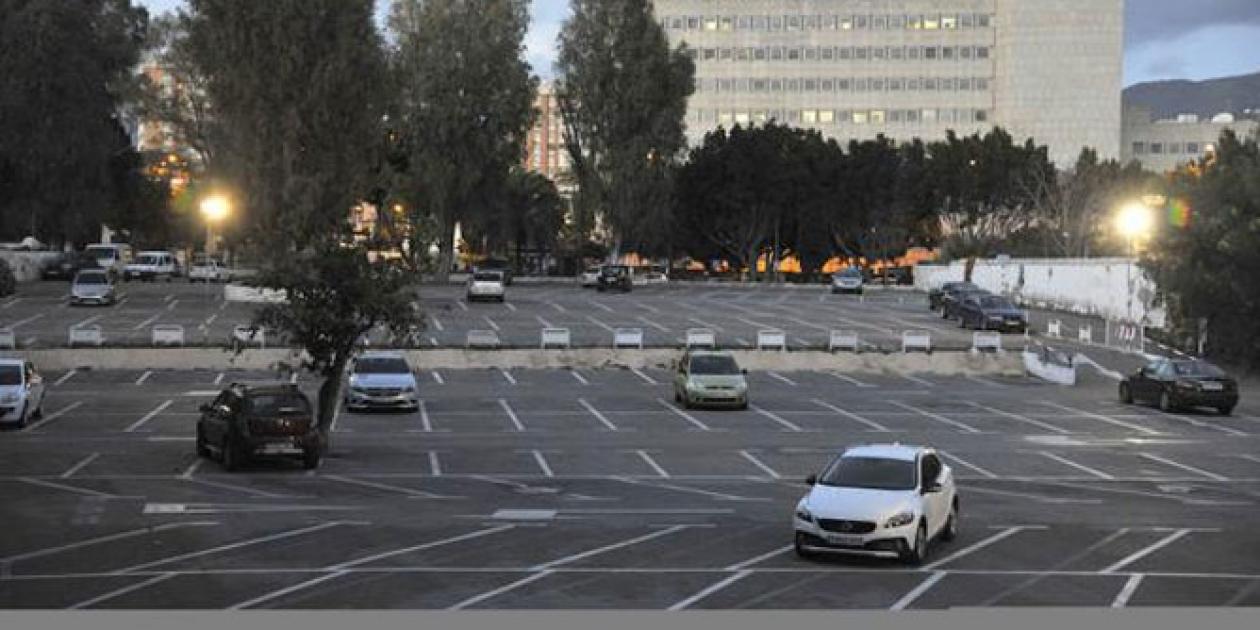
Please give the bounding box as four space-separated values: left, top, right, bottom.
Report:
915 257 1165 326
0 252 61 282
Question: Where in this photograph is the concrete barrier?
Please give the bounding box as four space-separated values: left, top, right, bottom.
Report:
223 283 287 303
1079 325 1093 344
466 330 501 349
613 328 644 349
68 325 104 347
0 327 15 350
685 328 716 349
540 328 571 349
972 332 1002 353
829 330 859 352
1046 320 1062 338
757 329 787 351
14 347 1026 376
152 324 186 347
1023 345 1076 385
232 325 265 348
902 331 931 353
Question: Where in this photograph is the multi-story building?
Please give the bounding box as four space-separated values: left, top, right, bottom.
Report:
1122 107 1259 173
655 0 1123 168
523 82 573 189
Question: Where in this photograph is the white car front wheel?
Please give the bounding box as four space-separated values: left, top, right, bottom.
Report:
901 522 928 565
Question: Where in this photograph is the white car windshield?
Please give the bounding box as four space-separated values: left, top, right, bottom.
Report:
75 272 108 285
819 456 917 491
0 365 21 386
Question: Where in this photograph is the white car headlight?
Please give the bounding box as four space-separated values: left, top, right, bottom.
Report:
885 511 916 529
1 393 18 403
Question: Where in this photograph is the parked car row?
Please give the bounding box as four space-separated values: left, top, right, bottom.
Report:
929 281 1028 334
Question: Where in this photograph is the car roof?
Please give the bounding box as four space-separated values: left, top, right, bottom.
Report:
687 350 735 358
75 269 108 276
842 444 928 462
0 358 25 367
358 351 407 360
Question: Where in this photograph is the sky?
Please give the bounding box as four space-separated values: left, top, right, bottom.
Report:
136 0 1260 86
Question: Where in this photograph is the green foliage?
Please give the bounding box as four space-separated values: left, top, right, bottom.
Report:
0 0 149 244
388 0 537 275
136 12 215 166
1030 147 1159 258
556 0 695 257
1143 131 1260 369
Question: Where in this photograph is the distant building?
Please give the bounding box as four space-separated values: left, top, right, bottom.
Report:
1121 106 1259 173
524 82 572 190
654 0 1124 167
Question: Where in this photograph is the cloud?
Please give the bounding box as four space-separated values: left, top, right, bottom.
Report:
1126 0 1260 46
1125 24 1260 85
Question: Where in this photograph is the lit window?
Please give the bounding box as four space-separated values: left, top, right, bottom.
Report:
840 16 853 30
1205 143 1216 153
870 110 886 124
704 17 718 31
853 111 869 124
942 15 957 29
819 110 835 123
802 109 817 124
734 112 750 125
922 109 938 123
924 15 940 29
718 112 734 126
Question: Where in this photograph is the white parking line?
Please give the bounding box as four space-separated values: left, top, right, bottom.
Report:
531 525 693 571
331 526 514 571
504 302 517 312
966 375 1005 388
183 477 291 499
549 302 567 313
585 314 616 332
1102 529 1192 573
634 451 670 478
417 400 432 432
1111 574 1145 608
637 315 669 333
899 373 935 387
68 573 177 609
431 371 445 385
570 370 589 385
578 399 618 431
531 450 555 478
179 459 204 479
587 300 616 314
1154 411 1249 437
630 368 658 385
499 369 517 385
22 401 83 432
739 450 782 479
229 571 348 610
811 399 891 432
18 477 114 499
483 316 501 332
455 300 469 311
132 312 164 331
968 402 1071 435
668 571 752 610
213 372 224 385
936 449 998 479
830 372 875 388
535 315 554 328
924 526 1029 570
889 571 947 610
5 313 44 328
499 398 526 431
429 315 445 332
124 399 174 433
767 372 798 386
890 401 982 434
657 398 711 431
1041 402 1161 435
750 405 803 432
447 571 555 610
60 453 101 479
1139 453 1229 482
0 297 22 309
1039 451 1115 480
725 545 793 570
73 314 103 329
134 370 153 385
53 370 78 387
323 475 452 500
428 451 442 476
0 522 217 564
166 299 179 311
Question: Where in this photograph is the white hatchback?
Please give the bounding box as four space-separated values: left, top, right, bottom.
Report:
793 444 958 565
467 270 506 302
0 359 46 428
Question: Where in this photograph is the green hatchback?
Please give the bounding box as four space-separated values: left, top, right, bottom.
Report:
673 351 749 410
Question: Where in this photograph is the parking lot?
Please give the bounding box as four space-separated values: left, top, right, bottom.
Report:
1 365 1258 609
1 280 1106 350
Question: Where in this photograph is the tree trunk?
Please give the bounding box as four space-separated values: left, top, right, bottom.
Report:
316 354 350 453
435 215 455 282
964 256 977 282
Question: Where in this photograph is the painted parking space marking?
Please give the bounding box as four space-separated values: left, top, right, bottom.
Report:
69 573 177 609
124 399 174 432
134 371 153 385
179 459 204 479
668 571 752 610
767 372 797 386
578 399 618 431
812 399 891 432
830 372 875 388
570 370 589 385
1040 402 1161 436
53 370 78 387
750 405 803 432
890 401 982 434
418 400 433 432
1111 574 1144 608
1102 529 1192 573
498 399 526 432
499 369 517 385
1139 453 1229 482
447 571 554 610
1153 411 1248 437
428 451 442 476
725 545 793 570
924 526 1032 570
21 401 84 432
531 450 555 478
936 450 998 479
110 522 353 575
968 402 1071 434
738 450 781 479
59 453 101 479
629 368 658 385
229 571 348 610
18 477 114 499
0 522 218 565
530 525 694 571
890 571 947 610
322 475 456 500
431 371 445 385
655 399 711 431
1039 451 1115 480
899 373 935 387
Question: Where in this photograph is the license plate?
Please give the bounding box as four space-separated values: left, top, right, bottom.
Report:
825 534 864 546
1201 382 1223 391
261 443 296 454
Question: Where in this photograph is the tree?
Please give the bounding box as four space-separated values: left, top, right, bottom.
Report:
556 0 694 259
1143 130 1260 369
388 0 536 278
136 12 216 166
0 0 148 245
185 0 419 444
1028 148 1156 258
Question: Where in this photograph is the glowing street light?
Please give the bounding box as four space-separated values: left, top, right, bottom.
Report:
1115 202 1153 242
199 194 232 256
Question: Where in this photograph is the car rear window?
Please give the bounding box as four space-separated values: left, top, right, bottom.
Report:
355 358 410 374
819 456 917 491
0 365 21 385
838 268 862 278
980 296 1014 309
473 272 502 281
247 393 311 415
75 272 108 284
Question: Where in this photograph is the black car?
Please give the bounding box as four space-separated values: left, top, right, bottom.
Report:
929 281 978 311
196 382 322 470
955 294 1028 333
942 288 991 320
1119 358 1239 415
40 252 101 280
597 264 632 293
478 258 514 286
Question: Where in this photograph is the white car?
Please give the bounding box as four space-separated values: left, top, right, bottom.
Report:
124 251 179 281
580 266 601 288
345 352 419 412
831 268 865 294
0 359 46 429
70 269 117 306
467 270 506 302
189 258 232 283
794 444 958 565
84 243 133 278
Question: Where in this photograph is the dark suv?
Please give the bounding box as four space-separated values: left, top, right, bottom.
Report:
597 265 633 292
196 382 321 471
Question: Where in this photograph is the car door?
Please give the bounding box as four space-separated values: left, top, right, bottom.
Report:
920 453 947 535
1134 360 1164 402
1154 360 1178 400
24 363 44 412
674 355 689 397
203 392 233 444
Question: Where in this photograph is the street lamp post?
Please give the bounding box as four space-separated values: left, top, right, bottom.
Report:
1115 202 1154 326
199 195 231 257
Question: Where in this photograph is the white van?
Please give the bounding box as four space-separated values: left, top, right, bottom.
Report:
124 250 179 281
84 243 133 278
